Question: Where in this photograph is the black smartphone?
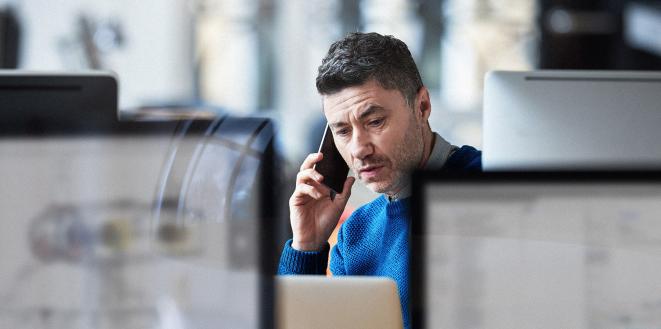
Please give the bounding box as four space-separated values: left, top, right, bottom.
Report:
314 124 350 195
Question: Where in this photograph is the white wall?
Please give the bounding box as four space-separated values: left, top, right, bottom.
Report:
6 0 195 108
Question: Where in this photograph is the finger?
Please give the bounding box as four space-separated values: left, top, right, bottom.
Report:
309 178 332 197
300 152 323 171
296 168 324 185
290 185 318 206
300 177 333 198
335 176 356 201
292 182 329 201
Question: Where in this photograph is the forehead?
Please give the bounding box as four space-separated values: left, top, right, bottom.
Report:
322 80 407 123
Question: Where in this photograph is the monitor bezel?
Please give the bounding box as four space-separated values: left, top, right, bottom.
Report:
410 170 661 329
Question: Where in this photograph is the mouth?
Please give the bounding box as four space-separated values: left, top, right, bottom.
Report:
358 165 384 179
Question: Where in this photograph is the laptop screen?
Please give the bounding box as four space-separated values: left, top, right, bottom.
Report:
411 172 661 329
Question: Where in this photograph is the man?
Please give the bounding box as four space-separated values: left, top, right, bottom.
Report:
278 32 481 328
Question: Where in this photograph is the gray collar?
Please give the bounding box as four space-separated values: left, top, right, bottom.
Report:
387 132 457 201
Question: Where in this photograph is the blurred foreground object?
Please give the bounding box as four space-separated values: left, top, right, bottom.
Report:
0 71 276 329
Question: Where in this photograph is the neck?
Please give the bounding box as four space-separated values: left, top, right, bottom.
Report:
386 184 411 201
417 127 435 169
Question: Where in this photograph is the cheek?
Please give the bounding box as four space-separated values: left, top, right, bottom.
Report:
336 143 352 163
382 123 410 149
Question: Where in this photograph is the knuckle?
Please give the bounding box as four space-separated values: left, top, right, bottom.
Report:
297 169 315 182
288 194 298 205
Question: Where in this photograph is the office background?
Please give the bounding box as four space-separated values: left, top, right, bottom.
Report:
5 0 659 204
3 0 654 158
2 2 661 327
2 0 660 253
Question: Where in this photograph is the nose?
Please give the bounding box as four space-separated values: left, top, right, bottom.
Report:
349 128 373 160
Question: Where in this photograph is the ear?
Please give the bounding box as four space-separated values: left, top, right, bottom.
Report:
415 86 432 121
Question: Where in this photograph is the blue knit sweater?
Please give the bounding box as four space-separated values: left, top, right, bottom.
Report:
278 145 482 328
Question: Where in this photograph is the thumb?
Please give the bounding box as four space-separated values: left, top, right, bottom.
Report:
336 176 356 201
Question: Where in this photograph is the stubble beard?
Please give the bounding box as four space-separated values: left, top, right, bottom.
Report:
358 117 424 195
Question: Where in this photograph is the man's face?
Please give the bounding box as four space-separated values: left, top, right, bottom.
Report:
322 79 428 195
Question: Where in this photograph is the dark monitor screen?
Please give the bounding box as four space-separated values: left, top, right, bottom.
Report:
0 71 185 135
412 171 661 329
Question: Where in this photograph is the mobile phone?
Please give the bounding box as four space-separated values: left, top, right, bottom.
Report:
314 124 350 195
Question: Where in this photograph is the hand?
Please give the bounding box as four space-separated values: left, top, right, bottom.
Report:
289 152 355 251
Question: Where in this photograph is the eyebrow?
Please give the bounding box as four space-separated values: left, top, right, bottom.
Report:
358 105 386 121
329 105 387 129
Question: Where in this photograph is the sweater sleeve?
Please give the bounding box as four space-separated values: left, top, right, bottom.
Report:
277 239 330 275
329 225 346 276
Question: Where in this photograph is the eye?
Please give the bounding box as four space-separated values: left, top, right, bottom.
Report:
335 128 350 136
368 118 384 127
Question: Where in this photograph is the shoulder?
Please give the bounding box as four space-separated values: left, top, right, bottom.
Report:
443 145 482 173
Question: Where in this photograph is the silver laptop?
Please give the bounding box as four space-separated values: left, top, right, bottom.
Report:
483 70 661 170
276 276 403 329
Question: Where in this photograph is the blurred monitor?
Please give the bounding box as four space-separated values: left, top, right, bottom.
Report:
483 70 661 170
0 70 183 135
411 171 661 329
0 72 275 329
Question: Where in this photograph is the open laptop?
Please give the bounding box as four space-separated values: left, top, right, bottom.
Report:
276 276 403 329
411 171 661 329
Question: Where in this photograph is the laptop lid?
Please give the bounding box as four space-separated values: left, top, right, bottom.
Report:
276 276 403 329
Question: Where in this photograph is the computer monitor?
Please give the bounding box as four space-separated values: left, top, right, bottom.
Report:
483 70 661 170
0 72 276 329
0 70 189 135
411 171 661 329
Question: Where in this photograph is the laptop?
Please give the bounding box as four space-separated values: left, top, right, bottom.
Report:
276 276 403 329
411 171 661 329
